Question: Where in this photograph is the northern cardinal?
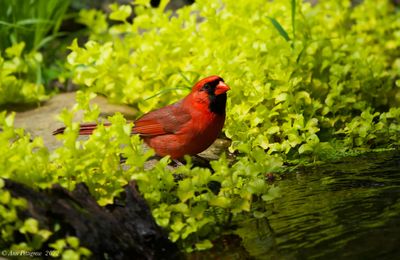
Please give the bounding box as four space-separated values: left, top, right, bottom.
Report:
53 75 230 159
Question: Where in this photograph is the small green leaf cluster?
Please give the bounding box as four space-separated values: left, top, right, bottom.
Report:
0 114 55 253
0 179 52 251
52 91 154 205
0 0 72 106
49 236 91 259
0 100 145 252
0 111 50 185
0 100 138 253
136 152 282 251
0 113 55 251
0 42 47 105
0 179 26 248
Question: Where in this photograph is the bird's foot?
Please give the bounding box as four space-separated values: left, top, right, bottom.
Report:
172 159 185 167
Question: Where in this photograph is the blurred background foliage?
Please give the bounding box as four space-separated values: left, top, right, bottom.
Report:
0 0 70 52
0 0 70 105
0 0 194 106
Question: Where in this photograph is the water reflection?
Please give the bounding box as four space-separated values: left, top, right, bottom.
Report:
253 151 400 259
189 151 400 259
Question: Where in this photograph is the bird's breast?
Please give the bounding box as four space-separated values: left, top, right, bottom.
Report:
142 95 227 159
180 110 225 150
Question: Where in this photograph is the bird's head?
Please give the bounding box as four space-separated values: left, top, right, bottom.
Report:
190 75 230 115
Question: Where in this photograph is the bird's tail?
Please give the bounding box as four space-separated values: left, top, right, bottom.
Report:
52 123 111 135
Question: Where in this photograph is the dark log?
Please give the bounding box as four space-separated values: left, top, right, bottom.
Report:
4 179 181 260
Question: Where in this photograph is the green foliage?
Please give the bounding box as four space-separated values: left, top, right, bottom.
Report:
0 112 50 184
0 179 27 249
52 91 154 205
0 0 72 106
0 179 52 251
54 92 283 250
0 42 47 105
134 153 282 251
49 236 92 259
68 0 400 161
0 90 282 252
0 0 70 52
59 0 400 251
2 0 400 254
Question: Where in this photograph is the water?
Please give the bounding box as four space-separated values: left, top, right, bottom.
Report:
191 151 400 259
264 151 400 259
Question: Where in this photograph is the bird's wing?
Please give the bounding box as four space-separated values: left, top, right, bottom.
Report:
132 101 191 136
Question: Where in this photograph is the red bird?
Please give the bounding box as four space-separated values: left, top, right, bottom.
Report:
53 75 230 159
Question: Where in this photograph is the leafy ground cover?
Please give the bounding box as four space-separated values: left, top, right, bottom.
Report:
1 0 399 257
0 0 70 106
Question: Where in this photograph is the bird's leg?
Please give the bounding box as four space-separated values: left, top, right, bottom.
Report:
172 159 185 167
192 155 212 169
170 159 186 182
119 154 127 164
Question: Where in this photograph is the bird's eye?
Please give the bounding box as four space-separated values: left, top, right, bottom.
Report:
203 83 211 90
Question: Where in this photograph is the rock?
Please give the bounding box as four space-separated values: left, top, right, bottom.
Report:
13 92 137 150
198 138 231 160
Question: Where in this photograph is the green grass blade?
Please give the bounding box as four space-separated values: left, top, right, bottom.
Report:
0 0 71 52
17 18 54 26
267 17 290 42
291 0 296 40
33 32 66 51
0 20 25 29
144 87 191 101
178 72 193 85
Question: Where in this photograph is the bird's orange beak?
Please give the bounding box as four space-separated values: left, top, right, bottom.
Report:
215 81 230 95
